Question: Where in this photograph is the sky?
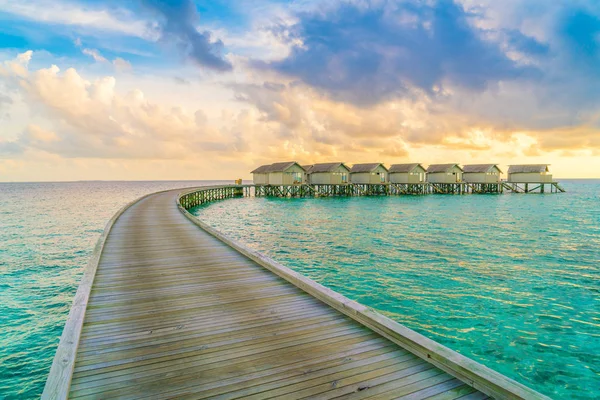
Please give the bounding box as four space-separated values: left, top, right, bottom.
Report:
1 0 600 181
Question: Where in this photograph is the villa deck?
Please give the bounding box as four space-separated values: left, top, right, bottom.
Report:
43 187 549 399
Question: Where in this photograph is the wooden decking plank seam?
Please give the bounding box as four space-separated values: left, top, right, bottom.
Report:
179 350 417 400
74 325 378 374
72 340 404 398
135 350 419 400
86 277 287 303
82 287 302 323
79 296 321 341
72 338 394 390
76 311 347 358
323 366 444 400
85 279 291 311
350 371 456 400
86 276 282 306
254 358 433 400
80 297 331 346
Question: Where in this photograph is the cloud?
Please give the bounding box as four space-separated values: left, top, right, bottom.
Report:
247 0 600 131
0 50 32 78
530 125 600 151
113 57 132 72
82 48 108 63
141 0 232 71
24 124 60 142
1 49 599 180
0 141 24 157
506 30 550 56
174 76 191 85
0 93 12 107
0 52 242 160
78 42 133 72
259 0 534 105
457 0 600 108
231 74 600 160
233 80 450 156
0 0 151 38
245 0 600 139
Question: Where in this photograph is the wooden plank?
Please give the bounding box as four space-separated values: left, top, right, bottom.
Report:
70 336 394 398
423 384 478 400
79 296 317 340
235 356 431 400
73 338 391 390
71 327 390 390
74 325 375 374
74 313 355 365
149 347 405 400
344 372 456 400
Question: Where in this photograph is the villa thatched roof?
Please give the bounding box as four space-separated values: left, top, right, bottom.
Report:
508 164 549 174
389 163 425 173
426 164 463 173
302 165 313 173
267 161 301 172
250 164 271 174
308 162 349 174
350 163 387 173
463 164 502 173
251 162 304 174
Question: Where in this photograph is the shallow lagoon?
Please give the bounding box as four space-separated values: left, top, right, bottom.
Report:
193 180 600 399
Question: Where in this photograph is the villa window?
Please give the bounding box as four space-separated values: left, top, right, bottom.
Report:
289 172 302 183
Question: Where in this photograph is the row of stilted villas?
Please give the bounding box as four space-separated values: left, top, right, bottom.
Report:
251 162 554 185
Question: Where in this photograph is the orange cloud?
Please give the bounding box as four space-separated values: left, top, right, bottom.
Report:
1 51 600 181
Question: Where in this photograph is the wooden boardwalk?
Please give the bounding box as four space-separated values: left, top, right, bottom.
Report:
44 188 548 399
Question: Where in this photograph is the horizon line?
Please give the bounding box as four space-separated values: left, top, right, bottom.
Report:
1 178 599 184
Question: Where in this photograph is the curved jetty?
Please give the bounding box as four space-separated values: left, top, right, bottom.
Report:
44 186 549 399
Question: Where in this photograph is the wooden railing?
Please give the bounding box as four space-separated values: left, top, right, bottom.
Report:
179 184 252 209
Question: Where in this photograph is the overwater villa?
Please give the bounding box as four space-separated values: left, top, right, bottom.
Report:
249 161 563 194
304 162 350 184
463 164 502 183
268 161 305 185
508 164 552 183
389 163 427 183
349 163 388 184
426 164 464 183
250 164 271 185
251 161 305 185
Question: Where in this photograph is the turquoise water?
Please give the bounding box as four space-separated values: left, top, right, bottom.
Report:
0 181 229 399
193 180 600 399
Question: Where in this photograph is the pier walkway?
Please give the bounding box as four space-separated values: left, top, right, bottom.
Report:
44 188 548 399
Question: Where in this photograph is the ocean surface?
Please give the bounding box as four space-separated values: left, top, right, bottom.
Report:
0 180 229 399
1 180 598 399
192 180 600 400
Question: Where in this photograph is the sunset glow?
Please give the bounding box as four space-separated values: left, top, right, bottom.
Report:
1 0 599 181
